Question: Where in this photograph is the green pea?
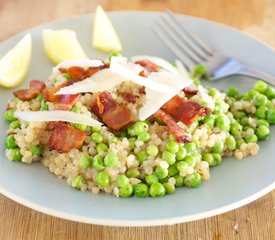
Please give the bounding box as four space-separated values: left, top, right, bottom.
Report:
247 89 258 99
202 153 215 166
91 132 103 143
267 108 275 124
256 119 269 127
203 115 216 128
96 143 108 152
74 123 87 131
174 175 184 187
108 51 122 60
212 153 222 165
183 155 196 167
215 114 230 131
254 80 267 93
176 161 189 172
35 94 44 101
119 184 133 198
227 87 239 98
136 151 148 163
155 166 168 179
63 73 71 80
71 175 84 189
4 109 16 122
149 182 166 197
168 164 179 176
193 64 207 77
10 148 22 162
146 145 158 156
96 171 110 187
40 100 48 111
255 106 268 119
212 142 224 153
264 87 275 100
116 175 129 188
79 155 92 169
253 93 268 107
30 145 43 156
134 183 149 197
104 152 118 167
225 135 236 150
256 125 270 140
244 134 258 143
234 111 246 119
71 105 81 113
13 98 19 105
145 174 159 186
133 121 149 135
108 136 118 145
5 135 17 149
165 141 179 154
208 87 219 97
240 117 249 126
184 173 201 188
92 155 105 171
126 168 140 178
137 132 150 142
176 147 187 161
161 151 176 165
9 120 20 129
230 122 243 136
91 125 101 132
163 183 175 194
214 101 226 114
184 142 197 153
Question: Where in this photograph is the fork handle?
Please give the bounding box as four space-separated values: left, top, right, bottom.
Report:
240 66 275 86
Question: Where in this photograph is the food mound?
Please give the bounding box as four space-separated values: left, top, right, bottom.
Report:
4 56 274 198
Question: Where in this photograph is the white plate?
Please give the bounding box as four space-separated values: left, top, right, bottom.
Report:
0 12 274 226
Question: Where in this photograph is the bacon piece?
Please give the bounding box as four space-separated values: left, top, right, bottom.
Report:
120 92 137 103
91 91 133 131
162 95 212 126
135 60 159 73
154 109 191 143
59 66 101 81
13 80 46 100
183 87 198 98
55 94 80 110
47 122 86 153
138 86 146 95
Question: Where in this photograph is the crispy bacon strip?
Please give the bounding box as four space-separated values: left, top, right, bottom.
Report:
154 109 191 143
183 87 198 98
91 91 133 131
135 60 159 73
120 92 137 103
162 95 212 126
59 66 101 81
47 122 86 153
13 80 46 100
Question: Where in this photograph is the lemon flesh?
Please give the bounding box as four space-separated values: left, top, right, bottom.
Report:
93 6 122 52
43 29 88 65
0 34 32 88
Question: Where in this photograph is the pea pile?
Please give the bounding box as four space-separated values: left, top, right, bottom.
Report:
4 73 275 198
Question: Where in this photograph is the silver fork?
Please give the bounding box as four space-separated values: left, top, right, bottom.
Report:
153 10 275 85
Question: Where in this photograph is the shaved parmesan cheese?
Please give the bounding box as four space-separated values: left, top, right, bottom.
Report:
110 56 173 92
131 55 179 74
56 68 124 95
14 110 102 126
139 72 193 120
198 85 215 109
52 59 103 74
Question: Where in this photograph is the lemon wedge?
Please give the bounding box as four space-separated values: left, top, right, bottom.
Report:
43 29 88 64
92 6 122 52
0 34 32 88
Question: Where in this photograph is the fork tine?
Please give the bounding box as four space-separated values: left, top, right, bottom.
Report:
152 22 195 71
166 10 214 55
155 18 204 65
157 16 206 64
162 13 210 61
